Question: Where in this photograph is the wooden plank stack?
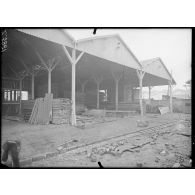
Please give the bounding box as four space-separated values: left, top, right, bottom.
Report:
29 98 43 124
29 94 53 125
22 100 35 121
24 95 71 125
52 98 71 124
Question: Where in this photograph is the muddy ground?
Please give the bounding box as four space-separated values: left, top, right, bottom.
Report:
29 114 191 168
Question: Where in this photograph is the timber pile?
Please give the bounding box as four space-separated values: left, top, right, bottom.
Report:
22 100 35 121
29 94 53 124
52 98 71 124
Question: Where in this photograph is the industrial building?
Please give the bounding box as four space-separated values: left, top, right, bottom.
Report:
2 29 176 126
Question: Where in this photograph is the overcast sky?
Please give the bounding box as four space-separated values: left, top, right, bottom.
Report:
67 29 191 90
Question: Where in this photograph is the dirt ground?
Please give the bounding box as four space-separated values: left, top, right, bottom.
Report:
28 114 191 168
1 113 190 168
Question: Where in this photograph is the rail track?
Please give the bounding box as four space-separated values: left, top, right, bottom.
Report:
23 117 187 166
65 119 182 154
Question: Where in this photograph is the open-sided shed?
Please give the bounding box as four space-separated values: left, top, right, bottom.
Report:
1 29 176 125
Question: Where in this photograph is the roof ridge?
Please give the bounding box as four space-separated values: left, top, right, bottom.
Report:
140 57 160 63
76 34 120 43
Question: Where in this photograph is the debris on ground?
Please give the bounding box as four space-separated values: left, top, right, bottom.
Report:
136 120 149 127
15 113 191 168
176 133 191 137
57 139 78 151
172 162 180 168
136 163 143 167
158 107 170 115
160 150 167 156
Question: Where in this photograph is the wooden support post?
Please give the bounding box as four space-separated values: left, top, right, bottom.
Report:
132 87 134 103
93 75 103 110
149 86 151 100
19 79 22 115
167 85 170 96
111 71 123 111
169 81 173 113
115 79 119 110
136 70 145 116
97 82 100 109
169 70 173 113
81 83 85 93
140 76 143 116
62 44 84 126
71 47 76 125
48 69 51 94
31 73 34 99
81 80 88 93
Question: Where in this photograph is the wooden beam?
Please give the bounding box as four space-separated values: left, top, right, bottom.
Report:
92 74 103 109
97 82 100 109
71 47 76 125
169 81 173 113
19 79 22 115
51 57 61 71
31 74 34 99
111 70 123 111
8 65 19 78
49 58 56 69
75 51 84 65
62 44 84 126
149 86 151 100
115 79 119 110
2 77 20 81
19 58 30 75
81 80 88 93
93 74 103 84
136 69 145 116
35 51 49 70
62 45 73 64
169 70 173 113
111 70 123 82
48 69 51 94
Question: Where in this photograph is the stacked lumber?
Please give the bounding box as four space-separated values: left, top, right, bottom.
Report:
29 94 53 125
29 98 43 124
22 100 35 121
52 98 71 124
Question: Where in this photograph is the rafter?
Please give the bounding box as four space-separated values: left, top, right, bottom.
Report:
35 50 49 70
62 45 73 64
18 57 30 75
51 57 61 71
111 70 123 82
75 51 84 65
8 65 19 78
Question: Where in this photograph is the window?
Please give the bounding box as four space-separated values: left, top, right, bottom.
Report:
21 91 28 100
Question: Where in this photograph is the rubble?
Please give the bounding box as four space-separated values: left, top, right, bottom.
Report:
160 150 167 156
136 163 143 167
136 120 149 127
172 162 180 168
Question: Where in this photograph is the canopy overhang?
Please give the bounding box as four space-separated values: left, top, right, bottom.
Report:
2 29 176 88
2 29 176 122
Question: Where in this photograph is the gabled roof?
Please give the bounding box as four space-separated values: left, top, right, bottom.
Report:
17 29 74 47
76 34 142 70
141 57 176 85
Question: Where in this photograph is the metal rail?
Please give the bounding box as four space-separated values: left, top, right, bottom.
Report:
65 119 180 153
